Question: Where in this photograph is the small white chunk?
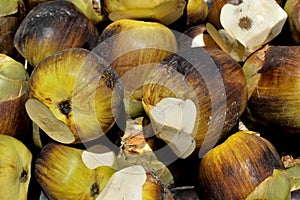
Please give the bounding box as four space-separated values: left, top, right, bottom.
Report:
81 150 116 170
149 98 197 158
191 34 206 47
220 0 287 52
149 98 197 135
159 129 196 159
96 165 147 200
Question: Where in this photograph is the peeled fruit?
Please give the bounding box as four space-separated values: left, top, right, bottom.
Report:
243 45 300 135
0 134 32 200
0 54 31 137
142 46 248 158
103 0 186 25
220 0 287 53
97 165 173 200
25 48 123 144
96 19 177 118
35 142 117 200
207 0 285 29
198 131 290 200
14 0 99 67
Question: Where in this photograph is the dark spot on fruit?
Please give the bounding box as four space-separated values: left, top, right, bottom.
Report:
20 169 28 182
102 68 119 89
238 16 252 30
58 99 71 115
90 183 99 197
45 97 52 103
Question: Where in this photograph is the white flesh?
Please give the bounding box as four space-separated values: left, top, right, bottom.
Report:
220 0 287 52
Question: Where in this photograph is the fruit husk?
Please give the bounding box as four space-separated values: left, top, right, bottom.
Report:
23 0 51 10
0 16 21 57
142 46 247 158
243 45 300 135
0 94 31 137
206 0 242 29
245 169 291 200
0 0 25 58
66 0 107 25
0 135 32 200
177 24 219 49
0 0 25 17
0 54 31 137
96 19 177 118
14 0 99 67
198 131 286 200
284 0 300 44
35 142 117 200
97 19 178 77
142 167 174 200
170 186 199 200
26 48 123 144
186 0 208 27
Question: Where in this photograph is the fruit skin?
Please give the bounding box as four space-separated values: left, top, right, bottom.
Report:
66 0 107 25
142 168 171 200
26 48 123 144
35 142 116 200
0 0 26 58
243 45 300 136
102 0 186 25
142 46 248 158
96 19 177 118
178 24 219 49
13 0 99 67
0 134 32 200
0 54 31 138
207 0 242 29
198 131 285 200
24 0 51 10
97 19 177 77
284 0 300 44
0 94 31 137
186 0 208 27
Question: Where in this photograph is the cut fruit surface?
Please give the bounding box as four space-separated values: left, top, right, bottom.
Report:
220 0 287 52
145 97 197 159
81 151 117 170
96 165 147 200
25 98 75 144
